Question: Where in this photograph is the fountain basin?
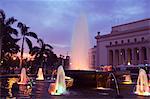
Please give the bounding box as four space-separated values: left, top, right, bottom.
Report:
65 70 111 88
65 70 131 88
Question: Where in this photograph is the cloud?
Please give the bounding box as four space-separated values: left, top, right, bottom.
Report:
0 0 149 55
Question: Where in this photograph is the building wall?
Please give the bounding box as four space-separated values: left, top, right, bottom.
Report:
89 46 97 68
92 18 150 67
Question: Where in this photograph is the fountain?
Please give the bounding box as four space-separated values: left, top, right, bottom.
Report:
134 69 150 96
48 66 66 95
70 13 90 70
36 68 44 80
106 73 120 96
18 68 29 84
66 14 99 87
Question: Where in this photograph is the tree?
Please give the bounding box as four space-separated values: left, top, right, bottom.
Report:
30 38 57 73
17 22 38 67
0 9 20 60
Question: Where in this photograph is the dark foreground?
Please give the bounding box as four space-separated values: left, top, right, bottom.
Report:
0 78 150 99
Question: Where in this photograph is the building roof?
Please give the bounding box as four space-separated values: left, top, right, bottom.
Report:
112 18 150 28
95 18 150 39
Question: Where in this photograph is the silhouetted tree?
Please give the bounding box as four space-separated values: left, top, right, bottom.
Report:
30 38 53 65
30 38 57 72
0 9 20 60
17 22 38 67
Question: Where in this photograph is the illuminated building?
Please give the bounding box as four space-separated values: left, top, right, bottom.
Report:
90 18 150 67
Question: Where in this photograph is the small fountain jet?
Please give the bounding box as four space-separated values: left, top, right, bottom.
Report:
18 68 29 84
36 68 44 80
49 66 66 95
135 69 150 96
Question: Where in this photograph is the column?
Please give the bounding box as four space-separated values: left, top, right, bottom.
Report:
131 48 135 65
119 49 122 65
108 49 111 65
139 47 143 64
96 43 99 66
108 50 113 65
147 48 150 64
125 48 128 65
113 50 116 66
116 49 120 65
126 48 129 64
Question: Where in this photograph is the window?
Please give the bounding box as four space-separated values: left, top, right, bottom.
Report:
121 40 124 44
134 38 137 42
128 39 130 43
141 37 144 42
115 41 118 45
110 42 112 46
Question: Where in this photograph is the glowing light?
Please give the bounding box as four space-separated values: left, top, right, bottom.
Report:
36 68 44 80
122 75 132 84
13 57 16 60
127 61 131 65
1 60 3 64
17 52 35 60
137 50 139 53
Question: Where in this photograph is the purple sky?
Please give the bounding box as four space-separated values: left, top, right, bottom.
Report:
0 0 149 56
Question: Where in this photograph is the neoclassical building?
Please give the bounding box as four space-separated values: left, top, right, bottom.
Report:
90 18 150 68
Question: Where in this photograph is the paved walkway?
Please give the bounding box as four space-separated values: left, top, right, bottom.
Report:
1 79 150 99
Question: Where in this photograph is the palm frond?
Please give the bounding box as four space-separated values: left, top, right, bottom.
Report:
0 9 5 21
37 38 44 48
17 22 24 29
26 32 38 39
6 17 17 25
45 44 53 50
17 22 30 35
23 26 29 33
14 38 21 43
7 26 18 36
29 46 40 55
25 37 32 50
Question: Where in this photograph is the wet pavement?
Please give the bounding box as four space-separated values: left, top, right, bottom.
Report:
0 77 150 99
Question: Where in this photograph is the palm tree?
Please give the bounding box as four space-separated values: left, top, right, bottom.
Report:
17 22 38 67
30 38 53 66
0 9 20 60
30 38 57 73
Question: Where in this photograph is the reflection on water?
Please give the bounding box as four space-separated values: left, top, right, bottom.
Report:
1 77 32 98
7 78 19 97
19 85 32 96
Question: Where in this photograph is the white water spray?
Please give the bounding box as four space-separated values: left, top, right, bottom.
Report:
70 14 90 70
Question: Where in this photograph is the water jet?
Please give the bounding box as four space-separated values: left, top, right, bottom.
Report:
36 68 44 80
134 69 150 96
18 68 29 84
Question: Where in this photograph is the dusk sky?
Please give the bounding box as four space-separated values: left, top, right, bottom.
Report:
0 0 149 56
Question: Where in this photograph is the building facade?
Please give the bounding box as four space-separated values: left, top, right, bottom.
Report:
91 18 150 68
